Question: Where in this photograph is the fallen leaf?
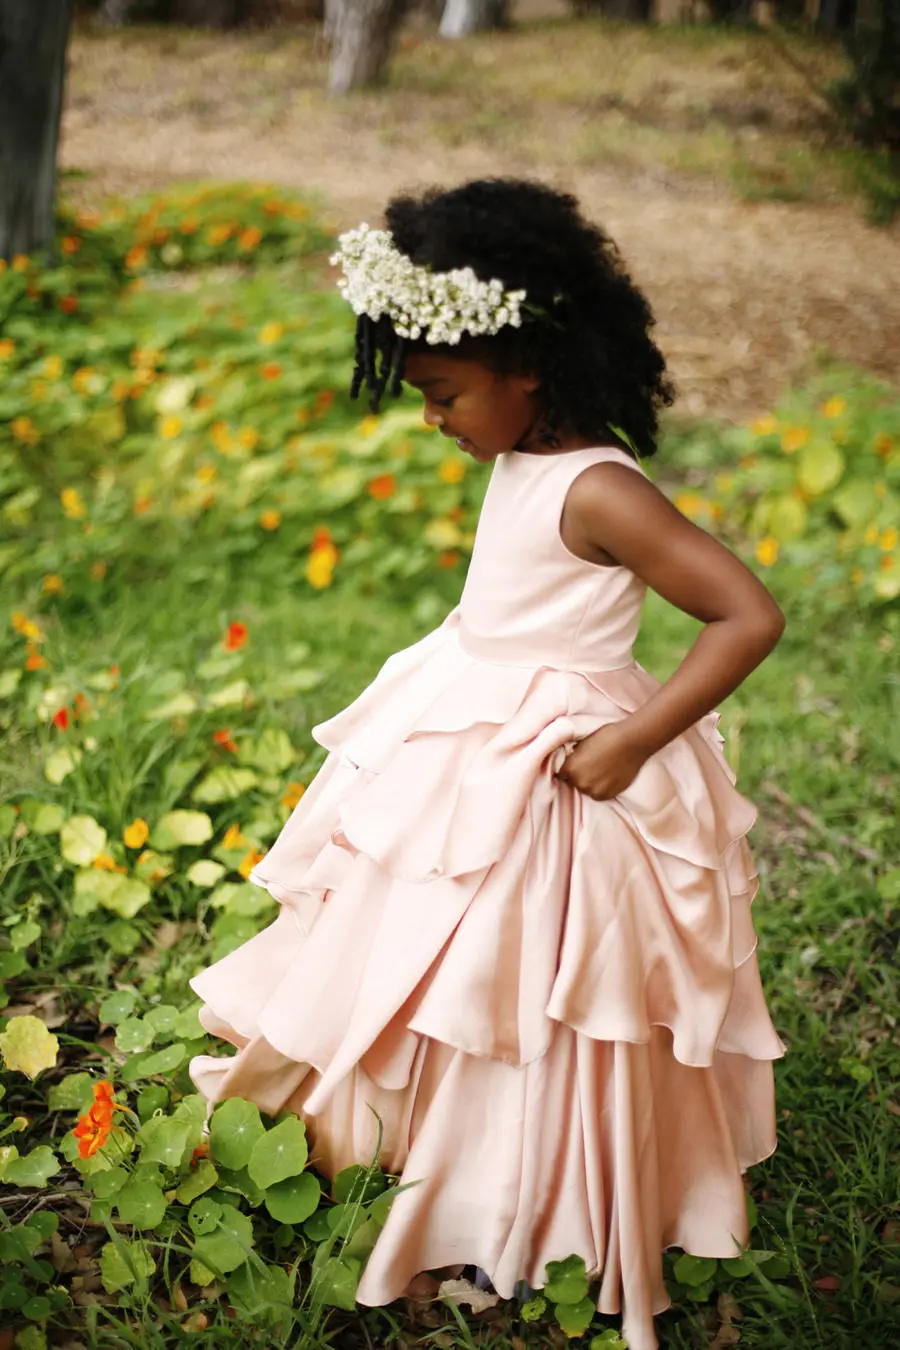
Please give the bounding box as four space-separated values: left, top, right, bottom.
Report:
51 1231 78 1273
438 1278 501 1313
814 1275 840 1292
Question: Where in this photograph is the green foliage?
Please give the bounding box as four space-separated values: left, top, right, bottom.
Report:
825 0 900 222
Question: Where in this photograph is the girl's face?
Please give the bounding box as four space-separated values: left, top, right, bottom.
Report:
402 351 544 462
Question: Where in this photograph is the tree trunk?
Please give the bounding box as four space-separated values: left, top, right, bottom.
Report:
439 0 508 36
0 0 73 262
328 0 409 93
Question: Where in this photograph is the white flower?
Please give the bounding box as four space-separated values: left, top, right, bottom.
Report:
331 224 528 346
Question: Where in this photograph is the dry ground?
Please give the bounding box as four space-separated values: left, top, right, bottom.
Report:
60 6 900 420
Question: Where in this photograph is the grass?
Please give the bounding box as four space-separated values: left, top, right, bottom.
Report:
1 189 899 1347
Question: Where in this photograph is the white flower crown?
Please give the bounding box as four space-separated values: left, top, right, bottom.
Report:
329 223 529 346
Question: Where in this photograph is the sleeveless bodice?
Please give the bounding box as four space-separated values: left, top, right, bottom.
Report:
458 444 647 673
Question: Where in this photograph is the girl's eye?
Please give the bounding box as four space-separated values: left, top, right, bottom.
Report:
434 397 456 409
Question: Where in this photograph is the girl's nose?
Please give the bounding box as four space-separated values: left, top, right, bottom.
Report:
423 406 444 429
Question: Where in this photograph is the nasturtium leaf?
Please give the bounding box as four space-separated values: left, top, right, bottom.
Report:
310 1252 361 1311
0 669 22 700
116 1017 155 1053
0 1223 42 1262
47 1071 95 1112
120 1042 187 1083
227 1261 293 1324
247 1114 308 1189
4 1146 61 1189
590 1332 627 1349
216 1164 266 1207
192 766 259 804
521 1295 547 1322
797 439 845 497
766 493 808 542
10 920 42 950
874 569 900 600
239 728 295 774
192 1206 254 1274
0 951 27 978
721 1254 756 1277
332 1163 387 1205
99 1238 156 1293
756 1252 791 1279
190 1258 217 1286
264 1171 321 1225
173 1002 205 1039
877 869 900 903
684 1278 716 1303
20 802 66 836
133 849 175 885
303 1209 333 1242
185 859 226 888
325 1203 367 1241
554 1296 596 1338
116 1178 167 1229
0 803 17 834
176 1159 218 1205
99 990 138 1025
544 1254 589 1305
205 680 252 710
0 1015 59 1079
155 374 195 414
137 1085 169 1120
21 1297 51 1323
210 1097 266 1170
73 871 152 920
90 1166 129 1200
832 477 878 527
24 1210 58 1240
672 1254 718 1287
189 1196 223 1235
144 1004 180 1037
153 810 214 850
137 1116 192 1169
60 814 107 866
145 692 199 721
342 1215 382 1262
44 746 82 785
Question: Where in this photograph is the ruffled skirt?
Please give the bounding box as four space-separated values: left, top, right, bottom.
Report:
189 606 784 1350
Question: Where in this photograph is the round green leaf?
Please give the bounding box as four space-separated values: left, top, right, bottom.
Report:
73 871 152 920
116 1179 167 1229
521 1294 547 1322
47 1071 95 1113
137 1085 169 1120
227 1261 292 1324
143 1004 180 1037
185 859 226 888
766 493 808 542
210 1097 266 1170
120 1042 187 1083
0 1016 59 1079
9 919 41 950
248 1114 308 1189
4 1146 60 1190
310 1253 361 1311
264 1171 321 1225
137 1116 192 1169
721 1254 756 1277
90 1166 129 1200
116 1017 155 1053
176 1159 219 1205
99 990 138 1025
189 1196 223 1235
554 1296 595 1337
153 810 214 850
192 766 259 805
60 814 107 866
590 1332 627 1349
0 951 27 978
672 1254 718 1287
303 1209 333 1242
20 802 66 836
99 1238 156 1293
192 1206 253 1275
239 728 295 774
332 1163 386 1205
544 1254 589 1305
797 439 845 497
44 746 82 785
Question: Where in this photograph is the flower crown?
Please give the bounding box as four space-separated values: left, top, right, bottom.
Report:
330 223 529 346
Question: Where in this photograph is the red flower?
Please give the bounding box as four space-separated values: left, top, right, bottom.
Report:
52 707 69 730
224 621 248 652
213 729 239 754
73 1100 113 1159
59 295 78 315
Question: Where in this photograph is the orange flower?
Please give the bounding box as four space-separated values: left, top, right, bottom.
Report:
875 434 894 459
206 223 233 247
0 338 14 359
90 561 108 580
124 818 150 849
61 235 81 256
311 525 333 550
238 847 266 880
224 621 248 651
72 692 91 719
52 707 69 730
12 417 40 446
259 362 282 381
133 496 153 515
438 457 466 484
93 853 120 871
25 646 48 671
237 426 259 452
259 509 281 531
438 550 460 569
281 782 306 810
237 226 263 251
73 1099 113 1159
213 729 239 754
210 421 233 452
59 296 78 314
223 823 249 850
93 1079 116 1105
179 216 200 236
313 389 334 417
368 474 396 501
125 245 148 272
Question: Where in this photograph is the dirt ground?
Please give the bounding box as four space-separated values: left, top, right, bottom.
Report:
60 7 900 421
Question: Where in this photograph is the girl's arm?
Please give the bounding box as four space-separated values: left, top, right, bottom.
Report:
557 464 785 797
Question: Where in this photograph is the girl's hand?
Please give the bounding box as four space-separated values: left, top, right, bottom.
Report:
554 721 649 801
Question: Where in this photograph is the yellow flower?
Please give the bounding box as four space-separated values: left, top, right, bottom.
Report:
44 355 63 379
821 397 846 419
72 366 102 396
42 574 64 596
864 522 880 546
880 527 898 552
92 852 119 872
781 426 809 454
30 379 47 403
673 492 705 520
195 463 217 484
223 823 249 850
206 223 234 247
259 321 284 346
438 456 466 484
237 426 259 452
159 414 183 439
755 536 779 566
238 847 266 880
124 818 150 849
12 612 44 641
90 561 108 581
12 254 30 273
12 417 39 445
0 338 14 359
751 415 777 436
281 782 306 810
61 487 87 519
306 547 336 589
210 421 233 453
259 509 281 531
358 414 380 437
715 473 734 493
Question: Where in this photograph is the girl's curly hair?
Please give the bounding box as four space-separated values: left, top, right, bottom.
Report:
347 177 675 459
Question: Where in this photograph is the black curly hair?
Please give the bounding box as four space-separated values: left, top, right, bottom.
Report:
345 177 675 459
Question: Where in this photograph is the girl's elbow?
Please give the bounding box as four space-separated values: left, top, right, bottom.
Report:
759 600 786 648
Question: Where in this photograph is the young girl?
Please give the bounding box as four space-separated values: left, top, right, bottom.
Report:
189 178 786 1350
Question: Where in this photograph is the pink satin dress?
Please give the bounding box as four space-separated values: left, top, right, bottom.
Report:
189 443 784 1350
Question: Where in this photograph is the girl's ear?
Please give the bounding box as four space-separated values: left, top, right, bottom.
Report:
517 371 542 395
